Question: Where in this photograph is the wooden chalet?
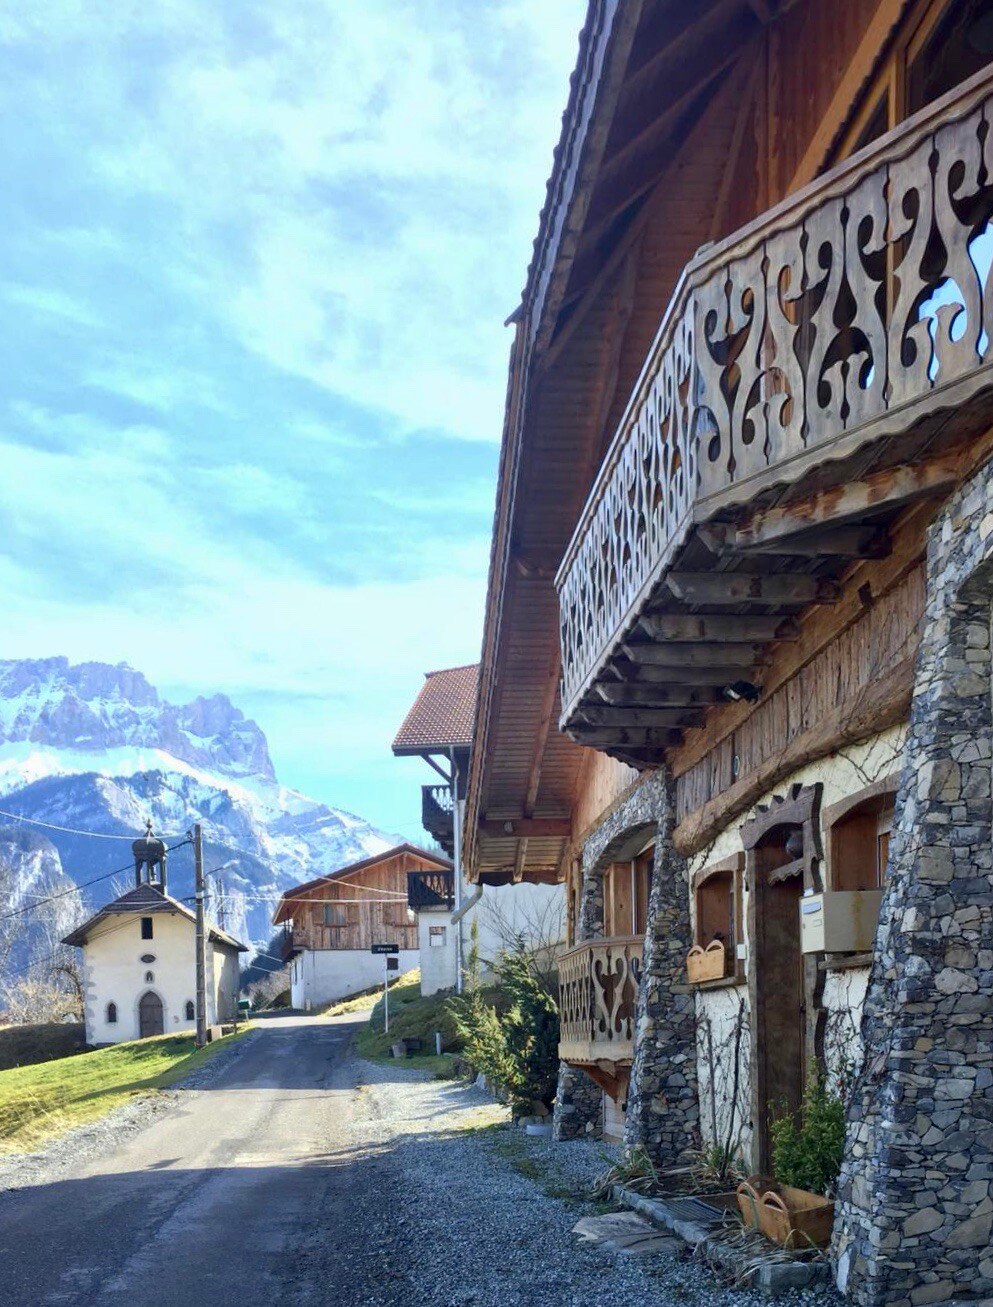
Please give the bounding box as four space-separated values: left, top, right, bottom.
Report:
464 1 993 1301
272 844 451 1008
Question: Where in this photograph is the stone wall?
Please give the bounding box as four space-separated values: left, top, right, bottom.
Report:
552 834 609 1141
833 457 993 1306
609 772 699 1168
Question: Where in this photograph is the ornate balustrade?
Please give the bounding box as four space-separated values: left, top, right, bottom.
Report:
407 868 455 911
557 65 993 722
558 935 643 1065
422 783 455 853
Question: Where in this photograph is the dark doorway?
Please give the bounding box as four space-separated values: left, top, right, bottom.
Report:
139 991 164 1039
750 829 806 1170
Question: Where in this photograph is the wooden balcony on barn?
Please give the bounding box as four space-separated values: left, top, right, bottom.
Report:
557 935 643 1092
406 867 455 912
556 64 993 764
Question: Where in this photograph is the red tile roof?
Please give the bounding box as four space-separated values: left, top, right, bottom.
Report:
392 664 479 755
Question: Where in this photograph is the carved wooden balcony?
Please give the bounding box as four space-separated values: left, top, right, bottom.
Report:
421 783 455 855
558 936 643 1068
407 868 455 912
556 66 993 763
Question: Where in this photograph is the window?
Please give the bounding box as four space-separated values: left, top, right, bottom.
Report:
689 853 744 984
144 971 154 983
106 1002 117 1024
603 845 655 937
323 903 355 927
185 1000 195 1021
429 926 447 948
827 783 898 892
141 917 154 940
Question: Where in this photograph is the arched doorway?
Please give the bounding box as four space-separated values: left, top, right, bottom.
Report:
138 990 164 1039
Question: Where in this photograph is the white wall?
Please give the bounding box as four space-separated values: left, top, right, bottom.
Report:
417 880 566 997
289 947 419 1010
418 910 457 995
80 911 240 1044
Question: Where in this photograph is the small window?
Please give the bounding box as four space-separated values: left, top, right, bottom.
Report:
696 870 735 949
141 917 154 940
185 1000 195 1021
828 787 896 892
145 971 154 983
429 926 447 947
106 1002 117 1024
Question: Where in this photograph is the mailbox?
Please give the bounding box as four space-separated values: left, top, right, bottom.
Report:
800 890 883 954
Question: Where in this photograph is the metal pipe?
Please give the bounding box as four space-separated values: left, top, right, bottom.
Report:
450 746 464 993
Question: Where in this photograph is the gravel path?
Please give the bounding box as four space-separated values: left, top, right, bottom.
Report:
293 1055 840 1307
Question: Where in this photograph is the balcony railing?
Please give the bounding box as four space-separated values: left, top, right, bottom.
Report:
407 868 455 912
556 65 993 722
558 936 643 1065
422 784 455 853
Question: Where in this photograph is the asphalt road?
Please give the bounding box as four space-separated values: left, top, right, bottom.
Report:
0 1013 380 1307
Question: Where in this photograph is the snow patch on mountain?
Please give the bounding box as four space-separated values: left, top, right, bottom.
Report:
0 659 400 951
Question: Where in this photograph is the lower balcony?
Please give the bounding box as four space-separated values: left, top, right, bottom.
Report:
558 936 643 1080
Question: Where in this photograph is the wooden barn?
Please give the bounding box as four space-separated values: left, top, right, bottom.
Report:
273 844 451 1008
462 1 993 1301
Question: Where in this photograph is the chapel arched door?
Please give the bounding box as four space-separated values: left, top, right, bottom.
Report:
139 991 164 1038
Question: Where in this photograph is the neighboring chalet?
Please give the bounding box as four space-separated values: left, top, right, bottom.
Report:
393 665 564 994
273 844 450 1008
64 839 245 1046
464 2 993 1303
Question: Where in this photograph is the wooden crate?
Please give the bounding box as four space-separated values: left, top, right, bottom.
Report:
736 1177 835 1248
686 940 729 983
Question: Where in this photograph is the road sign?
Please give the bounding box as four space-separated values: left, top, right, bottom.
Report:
386 956 400 972
371 943 399 955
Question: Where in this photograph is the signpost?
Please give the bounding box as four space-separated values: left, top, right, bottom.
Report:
371 944 400 1033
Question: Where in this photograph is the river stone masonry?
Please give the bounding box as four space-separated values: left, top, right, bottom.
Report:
833 456 993 1306
552 841 608 1141
586 771 699 1168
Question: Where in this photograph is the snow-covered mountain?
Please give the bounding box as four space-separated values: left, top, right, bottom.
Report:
0 658 399 954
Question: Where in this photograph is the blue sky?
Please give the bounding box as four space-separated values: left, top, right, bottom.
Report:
0 1 585 839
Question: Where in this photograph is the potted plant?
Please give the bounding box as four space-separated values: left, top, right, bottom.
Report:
737 1068 846 1248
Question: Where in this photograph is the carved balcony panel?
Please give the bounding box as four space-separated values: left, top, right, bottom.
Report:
557 66 993 757
558 936 643 1066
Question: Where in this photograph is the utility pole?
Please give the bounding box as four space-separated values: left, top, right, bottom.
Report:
193 823 208 1048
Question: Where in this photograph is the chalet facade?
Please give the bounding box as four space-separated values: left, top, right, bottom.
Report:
273 844 448 1008
394 665 565 994
463 2 993 1303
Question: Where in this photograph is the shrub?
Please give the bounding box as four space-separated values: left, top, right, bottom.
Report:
449 944 560 1115
769 1067 847 1196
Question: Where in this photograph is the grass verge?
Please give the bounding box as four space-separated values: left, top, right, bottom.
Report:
0 1027 251 1154
353 970 464 1079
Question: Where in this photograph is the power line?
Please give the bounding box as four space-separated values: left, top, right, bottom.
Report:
0 808 160 841
0 837 192 924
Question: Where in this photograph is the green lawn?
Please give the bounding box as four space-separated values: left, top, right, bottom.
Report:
0 1027 250 1154
354 971 492 1079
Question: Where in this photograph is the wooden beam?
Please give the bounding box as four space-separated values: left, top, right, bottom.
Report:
596 683 723 707
479 818 573 840
568 725 683 748
624 640 763 669
623 641 765 667
738 526 892 559
622 664 762 687
664 572 839 605
576 706 703 729
639 614 798 642
734 454 961 551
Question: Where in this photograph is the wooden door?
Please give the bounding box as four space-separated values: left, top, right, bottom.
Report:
139 991 164 1039
752 844 806 1170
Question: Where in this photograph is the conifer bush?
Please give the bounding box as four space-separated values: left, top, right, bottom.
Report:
769 1067 847 1196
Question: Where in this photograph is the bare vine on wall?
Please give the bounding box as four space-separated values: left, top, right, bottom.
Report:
698 993 750 1180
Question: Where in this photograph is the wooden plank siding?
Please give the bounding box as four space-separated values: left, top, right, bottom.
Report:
285 850 440 953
